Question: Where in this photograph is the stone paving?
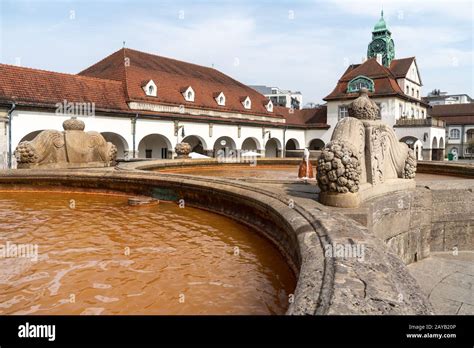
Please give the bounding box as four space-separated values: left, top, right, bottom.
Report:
261 182 474 315
407 251 474 314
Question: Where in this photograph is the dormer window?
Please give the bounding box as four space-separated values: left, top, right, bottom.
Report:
241 96 251 109
347 75 375 93
181 86 195 102
143 80 157 97
265 100 273 112
214 92 226 106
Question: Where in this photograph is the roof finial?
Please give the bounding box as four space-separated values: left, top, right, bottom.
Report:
123 41 126 48
381 8 384 18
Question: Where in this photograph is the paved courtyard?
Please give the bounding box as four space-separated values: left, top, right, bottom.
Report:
407 251 474 314
264 182 474 315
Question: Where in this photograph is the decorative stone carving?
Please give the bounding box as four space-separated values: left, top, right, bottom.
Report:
15 117 117 169
175 142 191 159
404 149 417 179
348 88 379 120
318 90 417 208
63 118 86 131
317 141 361 193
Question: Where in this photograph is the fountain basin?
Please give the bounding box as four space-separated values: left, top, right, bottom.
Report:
0 189 295 315
0 168 437 314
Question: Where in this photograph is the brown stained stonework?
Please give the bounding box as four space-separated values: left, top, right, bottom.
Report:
417 161 474 178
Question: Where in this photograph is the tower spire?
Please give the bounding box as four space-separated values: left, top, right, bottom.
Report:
367 8 395 67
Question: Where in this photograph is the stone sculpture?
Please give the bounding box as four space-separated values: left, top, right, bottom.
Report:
317 88 416 207
15 117 117 169
175 142 191 159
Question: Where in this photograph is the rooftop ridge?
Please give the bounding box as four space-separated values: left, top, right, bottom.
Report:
0 63 123 84
122 48 132 102
77 48 125 76
122 47 262 94
123 47 217 72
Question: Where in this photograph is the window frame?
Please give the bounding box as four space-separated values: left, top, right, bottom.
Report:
449 128 460 140
338 105 349 120
346 75 375 93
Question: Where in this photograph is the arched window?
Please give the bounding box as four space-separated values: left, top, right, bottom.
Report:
242 96 251 109
347 75 375 93
215 92 226 106
143 80 157 97
449 129 460 139
182 86 195 102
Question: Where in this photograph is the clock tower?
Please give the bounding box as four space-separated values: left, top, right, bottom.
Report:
367 10 395 67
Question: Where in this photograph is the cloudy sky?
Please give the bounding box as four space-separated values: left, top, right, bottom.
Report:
0 0 472 104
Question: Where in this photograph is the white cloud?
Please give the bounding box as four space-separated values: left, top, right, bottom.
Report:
327 0 473 22
2 0 472 102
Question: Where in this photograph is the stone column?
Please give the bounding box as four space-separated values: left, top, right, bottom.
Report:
422 148 432 161
0 110 8 169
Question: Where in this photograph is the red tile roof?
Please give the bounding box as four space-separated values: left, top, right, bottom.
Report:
0 63 129 111
389 57 416 78
428 104 474 125
79 48 283 119
280 106 329 128
324 57 426 105
0 48 329 128
429 103 474 116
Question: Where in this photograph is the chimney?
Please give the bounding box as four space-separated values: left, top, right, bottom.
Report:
362 57 367 63
376 54 383 65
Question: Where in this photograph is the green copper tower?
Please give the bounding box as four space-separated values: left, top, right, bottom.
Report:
367 10 395 67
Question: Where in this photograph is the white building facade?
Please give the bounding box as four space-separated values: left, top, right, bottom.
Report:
0 48 321 169
0 14 446 167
